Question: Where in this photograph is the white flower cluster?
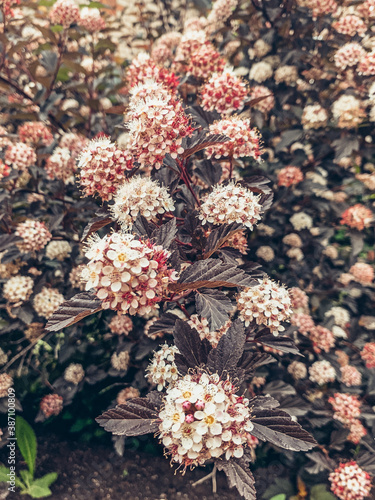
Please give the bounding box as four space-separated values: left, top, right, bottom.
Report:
287 361 307 380
325 307 350 328
111 351 130 371
64 363 85 385
45 240 72 261
274 65 298 84
309 360 336 385
0 373 13 398
290 212 313 230
81 232 178 316
237 278 292 335
111 177 174 231
188 314 231 348
199 182 263 230
146 343 179 390
249 61 273 82
3 275 33 303
33 287 64 319
206 0 238 33
301 104 329 129
158 371 254 468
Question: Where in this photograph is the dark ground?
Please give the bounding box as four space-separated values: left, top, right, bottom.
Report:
1 434 281 500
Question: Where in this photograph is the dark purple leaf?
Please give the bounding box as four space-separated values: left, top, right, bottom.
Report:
194 159 222 187
45 292 102 332
255 334 301 356
249 406 317 451
152 218 177 249
350 231 364 261
81 214 112 241
204 222 243 259
238 353 276 378
357 452 375 473
132 213 155 238
195 289 233 331
181 132 230 159
187 106 220 128
0 233 21 252
96 397 160 436
241 176 272 195
305 452 336 473
248 396 280 410
173 319 211 370
333 137 359 161
169 259 257 292
275 129 303 152
206 319 245 378
147 312 177 336
216 456 256 500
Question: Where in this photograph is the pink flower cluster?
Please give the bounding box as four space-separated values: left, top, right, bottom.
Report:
79 7 106 32
358 50 375 76
78 137 134 201
328 393 361 425
187 43 226 80
126 53 180 94
277 166 304 187
81 232 178 316
200 69 247 115
15 220 52 253
361 343 375 369
350 263 374 285
5 142 36 171
289 287 309 310
0 160 10 180
18 121 53 147
309 326 335 354
126 81 193 170
205 118 261 161
340 204 372 231
334 43 366 70
332 15 367 37
329 461 372 500
109 314 133 335
40 394 63 418
49 0 80 27
250 85 275 114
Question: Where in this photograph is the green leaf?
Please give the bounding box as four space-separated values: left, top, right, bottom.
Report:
16 416 37 477
310 484 336 500
27 483 53 498
0 465 10 482
263 479 294 499
33 473 58 488
86 1 111 8
50 25 64 33
20 469 33 486
270 496 286 500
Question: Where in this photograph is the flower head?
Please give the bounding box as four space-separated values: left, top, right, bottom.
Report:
237 278 292 334
111 177 174 231
199 182 263 230
18 121 53 146
200 69 247 115
5 143 36 171
146 344 180 390
40 394 63 418
78 137 134 201
15 220 52 253
329 461 372 500
158 370 254 469
33 287 64 319
3 275 33 304
340 205 372 230
49 0 80 27
81 232 178 316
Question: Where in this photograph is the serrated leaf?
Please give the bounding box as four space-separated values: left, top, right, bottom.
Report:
169 259 257 293
173 319 211 370
194 159 222 187
45 292 102 332
195 289 233 331
96 397 160 436
132 213 155 238
187 106 220 128
81 214 112 241
255 335 301 355
275 129 303 152
16 416 37 477
0 233 21 252
206 319 245 378
241 176 272 195
147 312 177 336
216 457 256 500
181 132 230 158
204 222 243 259
249 406 317 451
32 473 58 489
305 452 335 473
152 218 177 249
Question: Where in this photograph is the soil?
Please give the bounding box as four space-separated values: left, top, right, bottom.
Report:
0 435 247 500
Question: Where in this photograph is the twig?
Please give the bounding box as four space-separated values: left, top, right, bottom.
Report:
1 331 49 373
192 464 217 493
